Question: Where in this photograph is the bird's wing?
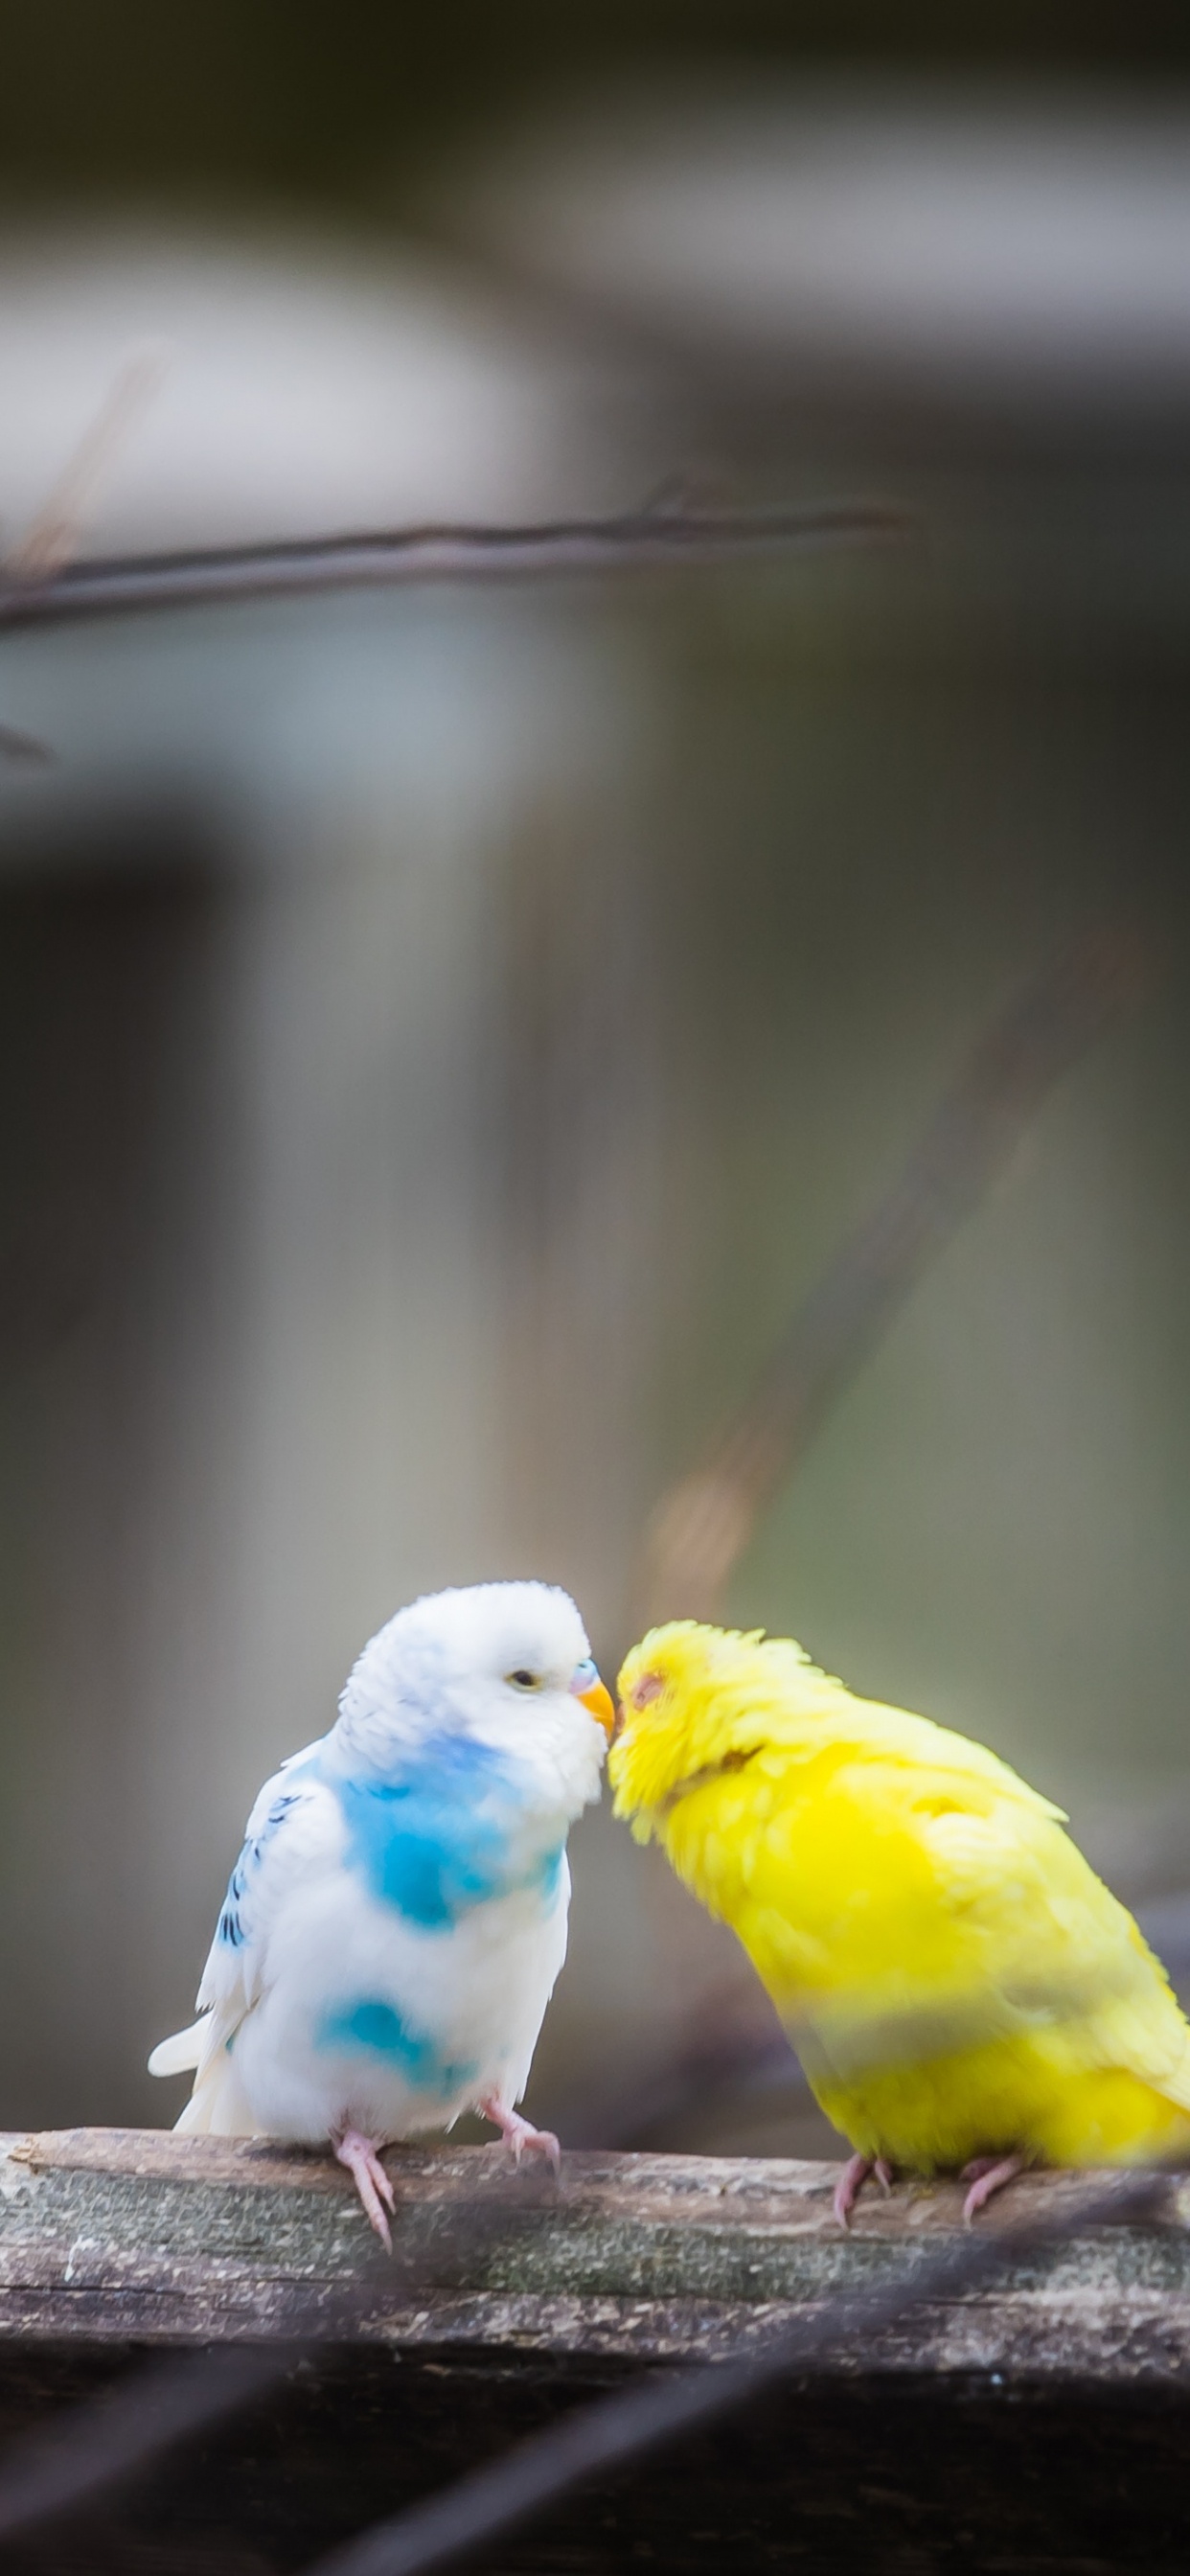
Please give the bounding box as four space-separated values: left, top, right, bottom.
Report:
147 1745 343 2135
812 1683 1067 1821
914 1790 1190 2100
174 1739 336 2036
702 1736 1189 2098
701 1636 1069 1822
760 1753 1190 2101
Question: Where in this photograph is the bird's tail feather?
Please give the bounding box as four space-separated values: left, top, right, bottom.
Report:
149 2012 263 2134
172 2056 262 2135
148 2019 207 2078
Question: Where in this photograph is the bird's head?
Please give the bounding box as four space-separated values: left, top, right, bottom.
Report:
611 1620 826 1840
335 1579 615 1793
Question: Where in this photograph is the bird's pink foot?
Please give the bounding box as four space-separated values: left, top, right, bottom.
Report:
961 2152 1026 2226
479 2094 561 2174
332 2128 397 2250
835 2151 894 2227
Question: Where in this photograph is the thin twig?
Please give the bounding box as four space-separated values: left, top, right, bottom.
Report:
0 502 909 631
6 346 169 586
636 923 1147 1626
304 2167 1174 2576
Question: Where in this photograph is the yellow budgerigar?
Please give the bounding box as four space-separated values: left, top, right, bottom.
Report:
611 1621 1190 2223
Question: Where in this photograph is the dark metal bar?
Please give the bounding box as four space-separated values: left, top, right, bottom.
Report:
0 504 909 632
305 2168 1172 2576
0 2346 286 2547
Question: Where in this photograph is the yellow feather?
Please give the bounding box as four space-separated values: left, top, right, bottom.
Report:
611 1622 1190 2174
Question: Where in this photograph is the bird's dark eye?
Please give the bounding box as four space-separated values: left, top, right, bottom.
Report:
507 1668 540 1690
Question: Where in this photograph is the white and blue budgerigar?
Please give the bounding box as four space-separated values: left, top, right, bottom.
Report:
149 1580 613 2243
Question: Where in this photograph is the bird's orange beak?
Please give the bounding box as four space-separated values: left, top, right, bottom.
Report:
570 1660 616 1736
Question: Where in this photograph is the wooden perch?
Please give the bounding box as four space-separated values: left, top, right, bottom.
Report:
1 2128 1188 2380
1 2132 1188 2574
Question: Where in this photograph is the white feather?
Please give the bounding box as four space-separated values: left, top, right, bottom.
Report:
147 2022 206 2078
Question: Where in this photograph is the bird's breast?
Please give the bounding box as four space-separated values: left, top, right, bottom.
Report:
332 1743 568 1933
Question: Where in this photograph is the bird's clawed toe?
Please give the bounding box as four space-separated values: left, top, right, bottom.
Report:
835 2152 872 2226
835 2149 1025 2230
479 2095 561 2174
960 2152 1026 2226
333 2128 396 2250
834 2151 896 2225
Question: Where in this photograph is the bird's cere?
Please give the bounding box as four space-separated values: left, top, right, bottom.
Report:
568 1657 616 1735
149 1580 608 2244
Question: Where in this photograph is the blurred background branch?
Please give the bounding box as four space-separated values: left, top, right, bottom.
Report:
637 925 1147 1627
0 502 909 630
6 345 168 585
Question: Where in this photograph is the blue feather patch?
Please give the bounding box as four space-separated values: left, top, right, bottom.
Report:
333 1735 557 1930
533 1844 564 1905
317 1995 478 2093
